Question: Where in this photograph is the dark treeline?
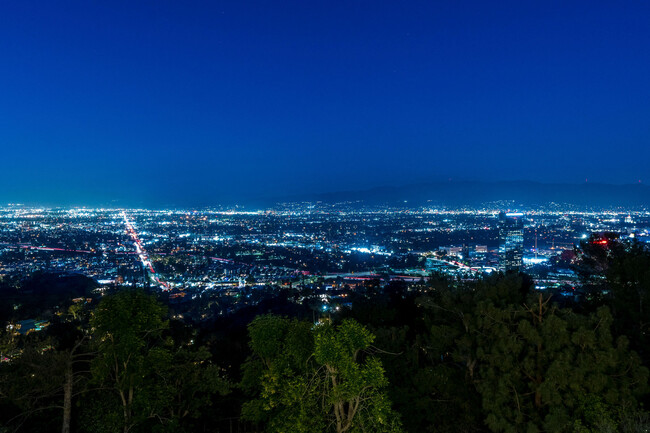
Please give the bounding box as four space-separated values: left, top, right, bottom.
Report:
1 235 649 432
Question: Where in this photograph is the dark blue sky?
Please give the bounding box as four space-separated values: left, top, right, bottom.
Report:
1 1 649 206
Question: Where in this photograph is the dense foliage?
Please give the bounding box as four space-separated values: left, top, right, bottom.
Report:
241 315 402 433
1 238 650 432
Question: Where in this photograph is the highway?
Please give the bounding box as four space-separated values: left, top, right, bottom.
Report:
122 211 170 290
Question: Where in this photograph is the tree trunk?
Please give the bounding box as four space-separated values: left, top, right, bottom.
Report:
123 386 134 433
119 390 131 433
61 360 73 433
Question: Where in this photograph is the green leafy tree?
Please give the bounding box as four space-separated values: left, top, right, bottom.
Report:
90 290 171 433
414 272 531 433
0 340 66 431
241 315 402 433
0 325 90 433
340 274 482 433
606 242 650 362
475 293 648 432
315 319 402 433
162 345 230 431
574 238 650 366
419 273 648 432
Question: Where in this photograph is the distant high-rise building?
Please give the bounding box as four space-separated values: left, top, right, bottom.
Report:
499 212 524 272
475 245 488 254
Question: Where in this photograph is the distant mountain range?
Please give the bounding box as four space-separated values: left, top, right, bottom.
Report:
276 181 650 208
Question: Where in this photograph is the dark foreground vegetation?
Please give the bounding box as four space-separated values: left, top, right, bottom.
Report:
1 235 649 433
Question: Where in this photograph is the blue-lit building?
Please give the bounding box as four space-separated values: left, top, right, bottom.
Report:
499 212 524 273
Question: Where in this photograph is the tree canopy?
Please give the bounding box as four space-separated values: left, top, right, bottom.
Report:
241 315 403 433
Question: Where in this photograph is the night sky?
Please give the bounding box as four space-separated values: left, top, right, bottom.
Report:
1 1 649 206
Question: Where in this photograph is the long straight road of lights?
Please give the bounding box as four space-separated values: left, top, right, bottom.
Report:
122 211 170 291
